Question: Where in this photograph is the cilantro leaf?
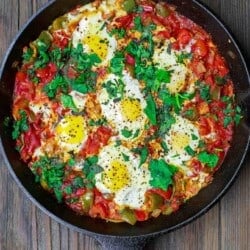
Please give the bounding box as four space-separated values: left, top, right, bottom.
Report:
109 51 125 76
196 81 211 101
197 151 219 168
234 105 242 125
155 68 171 83
144 94 157 125
184 145 195 156
32 156 65 202
103 78 125 98
157 105 176 136
149 159 177 190
43 74 68 99
122 153 130 162
12 110 29 139
121 128 133 138
139 147 148 166
83 156 102 188
134 16 143 32
22 47 33 62
33 40 50 69
110 28 126 38
60 94 78 112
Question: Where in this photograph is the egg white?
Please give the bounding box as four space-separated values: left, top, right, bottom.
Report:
98 71 147 140
69 90 87 112
153 40 195 94
164 115 200 171
72 11 117 66
95 143 151 209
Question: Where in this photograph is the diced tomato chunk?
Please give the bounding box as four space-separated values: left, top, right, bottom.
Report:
36 62 57 84
115 14 134 28
135 210 148 221
213 55 229 77
52 30 70 49
192 39 208 58
96 126 113 145
84 136 100 156
177 28 192 46
125 53 135 65
14 72 35 100
21 124 41 161
157 30 171 39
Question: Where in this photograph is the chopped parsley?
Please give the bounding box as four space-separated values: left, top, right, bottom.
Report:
121 128 133 138
149 159 177 190
60 94 78 112
197 151 219 168
32 156 65 202
12 110 29 139
185 145 195 156
43 74 68 99
22 47 33 62
196 81 211 101
103 78 125 99
144 94 157 125
83 156 102 188
133 147 149 166
110 28 126 38
109 51 125 76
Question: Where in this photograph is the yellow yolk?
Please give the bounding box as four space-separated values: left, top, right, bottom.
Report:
83 35 108 61
103 160 130 192
170 132 190 153
55 115 86 145
120 98 142 122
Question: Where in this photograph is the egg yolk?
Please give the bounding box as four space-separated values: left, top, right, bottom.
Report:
120 98 142 122
55 115 86 145
103 160 130 192
170 132 190 153
83 34 108 61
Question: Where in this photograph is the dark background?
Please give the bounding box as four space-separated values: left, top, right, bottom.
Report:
0 0 249 249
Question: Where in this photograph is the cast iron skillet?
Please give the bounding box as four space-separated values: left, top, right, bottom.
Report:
0 0 249 249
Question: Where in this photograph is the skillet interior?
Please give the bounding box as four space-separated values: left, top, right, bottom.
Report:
0 0 249 239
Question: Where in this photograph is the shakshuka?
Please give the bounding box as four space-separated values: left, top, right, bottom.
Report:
11 0 241 224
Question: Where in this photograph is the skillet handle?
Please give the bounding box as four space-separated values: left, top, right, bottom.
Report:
93 235 155 250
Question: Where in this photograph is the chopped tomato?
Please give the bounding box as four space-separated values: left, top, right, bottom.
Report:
192 39 208 58
21 124 41 161
222 82 234 97
115 14 134 28
198 116 217 136
125 53 135 65
14 72 35 100
190 59 206 78
157 30 171 39
135 210 148 221
213 55 229 77
89 189 110 218
36 62 57 84
89 203 109 218
16 71 27 82
81 126 112 156
96 126 113 145
177 28 192 46
83 135 100 156
52 30 70 49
